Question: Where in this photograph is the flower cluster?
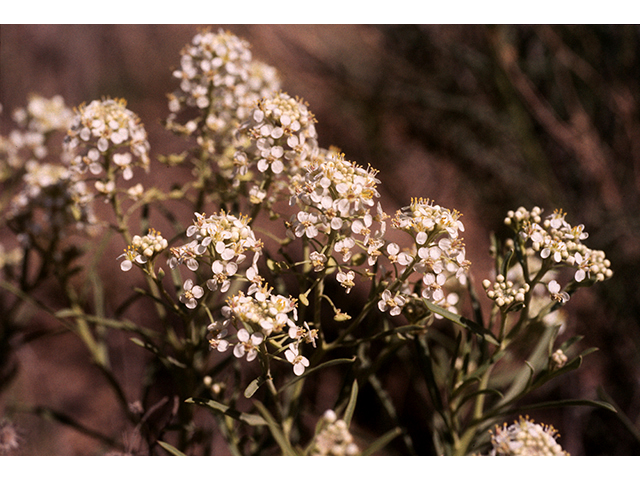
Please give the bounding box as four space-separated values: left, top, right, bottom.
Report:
482 274 530 309
64 98 150 183
382 198 469 315
550 348 568 370
169 211 263 309
1 95 74 182
309 410 360 456
489 416 569 456
166 28 280 170
118 229 168 272
12 94 74 136
289 149 386 292
211 283 317 376
504 206 613 304
6 160 97 246
233 91 318 205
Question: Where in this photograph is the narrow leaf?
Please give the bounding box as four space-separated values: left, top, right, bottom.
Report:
185 397 267 426
414 336 444 414
343 380 359 427
508 398 617 414
454 389 504 414
528 355 583 391
423 299 499 345
360 427 402 456
278 356 355 393
129 337 186 369
253 401 296 456
157 440 185 456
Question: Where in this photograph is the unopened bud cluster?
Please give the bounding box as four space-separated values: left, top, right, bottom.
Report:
482 275 529 309
118 229 168 272
310 410 360 456
550 349 568 370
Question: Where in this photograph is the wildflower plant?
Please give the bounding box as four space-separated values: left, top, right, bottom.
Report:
0 28 617 456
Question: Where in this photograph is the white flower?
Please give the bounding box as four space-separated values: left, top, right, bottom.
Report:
573 252 590 282
294 211 320 239
208 332 230 353
378 289 405 316
310 251 327 272
336 270 355 294
284 343 310 376
180 279 204 309
233 328 263 362
334 237 356 263
547 280 570 304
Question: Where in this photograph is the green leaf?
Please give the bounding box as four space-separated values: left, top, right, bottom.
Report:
414 336 445 414
423 299 499 346
559 335 584 353
360 427 402 456
454 388 504 414
56 310 159 340
278 356 356 393
157 440 185 456
253 401 296 456
529 351 593 392
450 350 508 400
185 397 267 426
597 387 640 444
508 398 617 414
343 380 359 428
129 337 186 369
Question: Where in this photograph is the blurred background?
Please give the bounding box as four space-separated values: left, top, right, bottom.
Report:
1 24 640 455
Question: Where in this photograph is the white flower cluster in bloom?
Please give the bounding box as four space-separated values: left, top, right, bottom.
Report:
382 198 469 315
289 149 386 293
166 29 280 165
1 95 74 182
6 160 97 246
13 94 74 135
234 91 318 205
211 283 317 376
168 211 263 309
64 98 150 183
504 206 613 304
310 410 360 456
117 228 168 272
489 416 569 456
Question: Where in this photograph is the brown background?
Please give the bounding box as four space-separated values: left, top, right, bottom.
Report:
1 25 639 455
